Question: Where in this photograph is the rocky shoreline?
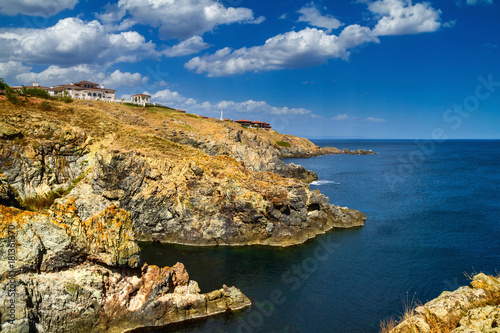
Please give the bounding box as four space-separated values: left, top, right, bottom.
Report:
0 99 372 331
383 273 500 332
0 100 370 247
0 198 251 332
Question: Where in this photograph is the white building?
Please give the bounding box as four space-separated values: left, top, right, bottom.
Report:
48 80 117 101
14 80 154 106
131 94 151 104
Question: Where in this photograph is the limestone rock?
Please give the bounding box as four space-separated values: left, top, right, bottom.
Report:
387 274 500 333
0 204 251 332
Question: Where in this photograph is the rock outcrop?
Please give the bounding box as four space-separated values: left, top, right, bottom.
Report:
0 100 368 247
385 273 500 333
0 201 251 332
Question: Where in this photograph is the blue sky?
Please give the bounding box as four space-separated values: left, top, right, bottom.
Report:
0 0 498 139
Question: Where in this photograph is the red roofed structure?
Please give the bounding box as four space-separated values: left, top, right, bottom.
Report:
235 119 272 130
235 119 253 127
251 121 271 129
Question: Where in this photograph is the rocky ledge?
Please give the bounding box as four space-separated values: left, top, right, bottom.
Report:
0 200 251 332
384 273 500 333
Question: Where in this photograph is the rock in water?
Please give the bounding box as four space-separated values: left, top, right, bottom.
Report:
0 201 251 332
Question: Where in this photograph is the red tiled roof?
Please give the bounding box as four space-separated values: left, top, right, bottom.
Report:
252 121 270 125
53 84 116 92
131 93 151 97
74 80 100 86
235 119 252 123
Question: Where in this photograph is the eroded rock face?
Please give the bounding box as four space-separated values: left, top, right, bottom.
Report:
0 202 251 332
387 273 500 333
69 151 366 246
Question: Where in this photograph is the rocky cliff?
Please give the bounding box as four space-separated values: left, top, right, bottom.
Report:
0 199 250 332
383 273 500 333
0 99 368 247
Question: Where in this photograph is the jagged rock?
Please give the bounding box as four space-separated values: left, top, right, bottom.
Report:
453 305 500 332
0 122 22 139
67 151 365 246
388 274 500 333
0 174 19 208
0 200 140 280
0 203 251 332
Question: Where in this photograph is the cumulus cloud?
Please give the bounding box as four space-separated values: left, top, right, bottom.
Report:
109 0 263 39
297 2 343 32
368 0 442 36
185 26 378 76
163 36 211 57
14 64 147 88
151 89 312 115
0 18 158 67
0 62 32 82
0 0 78 17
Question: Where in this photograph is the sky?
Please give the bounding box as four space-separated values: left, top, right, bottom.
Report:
0 0 499 139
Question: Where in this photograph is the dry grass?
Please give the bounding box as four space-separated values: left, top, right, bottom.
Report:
379 294 420 333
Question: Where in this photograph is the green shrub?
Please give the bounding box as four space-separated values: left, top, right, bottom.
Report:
185 113 199 118
20 86 54 100
275 141 291 148
61 96 73 103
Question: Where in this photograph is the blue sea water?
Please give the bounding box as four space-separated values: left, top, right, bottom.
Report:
138 140 500 333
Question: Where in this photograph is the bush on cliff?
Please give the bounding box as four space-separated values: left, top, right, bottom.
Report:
275 140 291 148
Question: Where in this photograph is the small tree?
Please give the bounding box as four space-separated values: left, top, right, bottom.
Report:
0 78 12 92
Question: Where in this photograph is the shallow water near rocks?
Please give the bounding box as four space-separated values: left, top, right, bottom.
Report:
139 139 500 333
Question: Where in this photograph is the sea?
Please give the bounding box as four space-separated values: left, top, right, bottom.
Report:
138 139 500 333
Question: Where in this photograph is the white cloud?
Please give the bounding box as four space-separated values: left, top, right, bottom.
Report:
0 0 78 17
0 18 158 67
297 2 343 32
151 89 312 115
163 36 211 57
113 0 263 39
14 64 147 88
442 20 457 28
463 0 493 5
331 114 351 121
366 117 386 122
0 62 32 82
369 0 442 36
152 89 190 105
102 70 148 87
185 26 378 76
331 114 386 122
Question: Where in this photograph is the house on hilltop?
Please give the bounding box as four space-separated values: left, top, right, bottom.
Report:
48 80 117 101
131 93 151 104
11 80 153 106
235 119 272 130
